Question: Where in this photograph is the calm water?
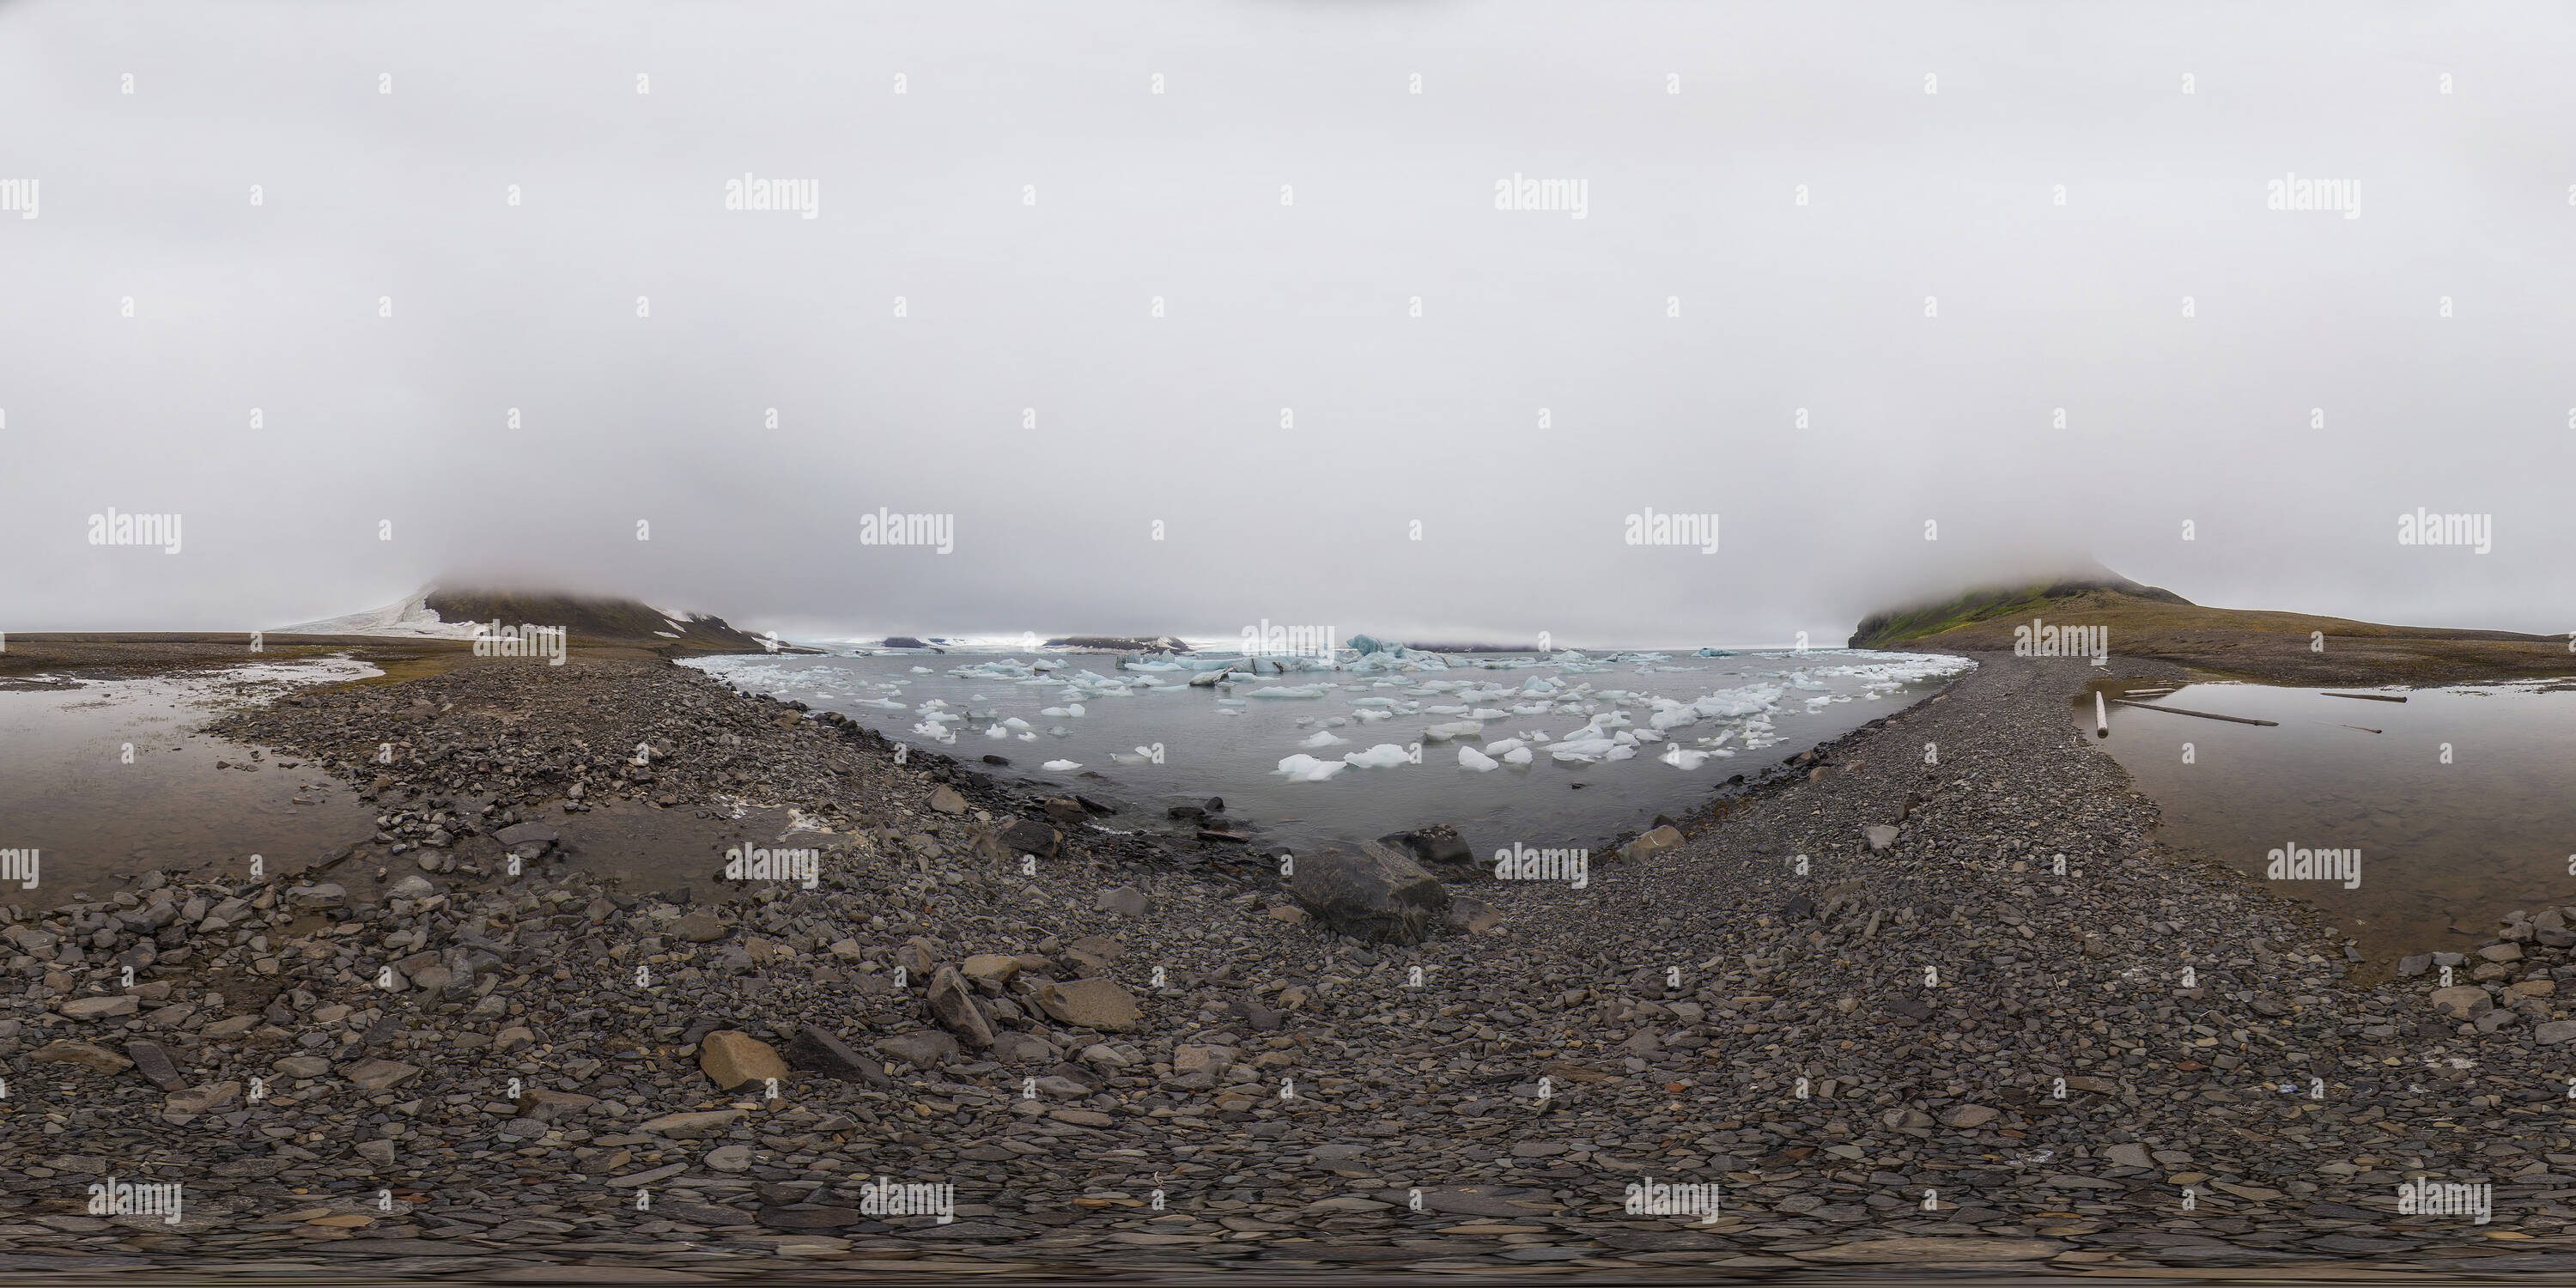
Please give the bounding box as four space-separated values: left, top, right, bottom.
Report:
687 647 1971 857
2085 680 2576 965
0 661 383 907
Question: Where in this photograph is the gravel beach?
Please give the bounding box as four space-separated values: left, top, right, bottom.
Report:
3 648 2570 1281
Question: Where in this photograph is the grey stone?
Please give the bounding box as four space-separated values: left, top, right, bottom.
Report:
1286 841 1450 945
876 1030 961 1069
125 1041 186 1091
926 966 995 1048
784 1026 891 1086
1094 885 1152 918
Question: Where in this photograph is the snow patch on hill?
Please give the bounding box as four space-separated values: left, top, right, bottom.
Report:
275 588 481 638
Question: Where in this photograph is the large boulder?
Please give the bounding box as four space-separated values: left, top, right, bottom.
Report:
784 1026 891 1085
2428 986 2494 1020
1376 824 1478 875
697 1030 790 1091
1032 977 1143 1032
874 1030 961 1070
1288 841 1451 944
925 967 996 1048
1619 825 1686 865
998 820 1060 859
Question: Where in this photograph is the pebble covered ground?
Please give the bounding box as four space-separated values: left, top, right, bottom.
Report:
3 649 2573 1281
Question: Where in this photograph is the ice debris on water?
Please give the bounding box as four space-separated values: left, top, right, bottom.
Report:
1042 759 1082 771
1297 729 1347 749
1458 745 1499 771
1275 754 1348 781
1340 744 1413 769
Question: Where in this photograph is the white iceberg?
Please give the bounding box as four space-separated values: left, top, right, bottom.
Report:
1458 745 1499 771
1276 753 1349 781
1341 744 1414 769
1297 729 1347 749
1042 759 1083 771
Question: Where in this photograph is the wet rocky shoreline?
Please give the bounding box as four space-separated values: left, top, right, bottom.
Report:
1 648 2570 1281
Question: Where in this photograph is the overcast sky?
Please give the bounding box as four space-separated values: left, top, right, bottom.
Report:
4 1 2571 647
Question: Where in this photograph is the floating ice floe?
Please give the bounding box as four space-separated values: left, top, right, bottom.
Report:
1275 753 1349 781
1341 744 1414 769
1662 744 1714 769
1297 729 1347 749
1482 738 1527 755
1420 720 1485 741
1503 746 1534 765
1042 759 1082 771
1458 746 1499 771
1249 684 1328 699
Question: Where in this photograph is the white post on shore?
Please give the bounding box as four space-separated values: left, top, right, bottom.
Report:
2095 690 2109 737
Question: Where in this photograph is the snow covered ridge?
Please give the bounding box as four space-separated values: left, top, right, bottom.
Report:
272 589 481 639
274 587 760 647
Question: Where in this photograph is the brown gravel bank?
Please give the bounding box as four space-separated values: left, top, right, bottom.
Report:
0 648 2564 1280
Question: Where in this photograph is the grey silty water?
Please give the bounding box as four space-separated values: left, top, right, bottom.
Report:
684 647 1971 856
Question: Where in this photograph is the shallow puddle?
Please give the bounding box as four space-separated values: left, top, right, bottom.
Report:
2082 679 2576 965
0 661 385 908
